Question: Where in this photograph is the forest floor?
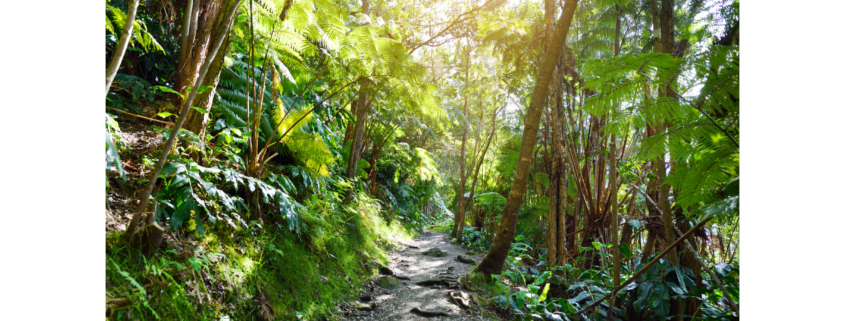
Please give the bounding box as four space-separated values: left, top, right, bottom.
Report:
340 229 500 321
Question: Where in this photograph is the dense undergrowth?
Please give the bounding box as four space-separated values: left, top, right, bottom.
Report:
105 0 741 319
438 214 739 321
106 191 413 320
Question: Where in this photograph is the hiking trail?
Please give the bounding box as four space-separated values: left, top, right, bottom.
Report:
341 229 499 320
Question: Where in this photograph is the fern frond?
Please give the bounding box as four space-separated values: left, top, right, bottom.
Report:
638 121 725 161
106 11 115 34
666 146 738 208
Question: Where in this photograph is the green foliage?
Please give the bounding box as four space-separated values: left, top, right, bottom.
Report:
106 192 413 320
487 242 739 321
106 113 126 184
214 57 336 177
106 2 164 53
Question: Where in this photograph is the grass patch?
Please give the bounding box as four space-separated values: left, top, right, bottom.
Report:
106 193 414 320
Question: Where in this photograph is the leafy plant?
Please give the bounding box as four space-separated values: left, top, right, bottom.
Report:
106 1 164 54
106 113 126 187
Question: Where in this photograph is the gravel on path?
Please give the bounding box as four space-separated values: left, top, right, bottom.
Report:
341 230 500 321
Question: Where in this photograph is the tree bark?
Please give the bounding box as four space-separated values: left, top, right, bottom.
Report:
176 0 199 78
126 0 242 253
543 0 563 269
460 109 497 238
453 40 472 242
608 4 622 317
657 1 682 318
648 0 662 54
342 0 373 204
105 0 141 97
344 84 372 203
173 0 236 135
473 0 579 277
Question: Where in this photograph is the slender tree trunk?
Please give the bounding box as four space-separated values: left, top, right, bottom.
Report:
125 0 242 254
608 5 622 317
543 0 561 268
453 40 472 241
344 86 371 203
344 99 358 145
473 0 580 277
557 162 568 266
657 1 682 319
342 0 373 204
453 100 468 240
105 0 141 97
462 113 497 237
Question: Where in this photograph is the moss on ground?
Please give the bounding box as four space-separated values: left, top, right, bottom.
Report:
106 194 414 320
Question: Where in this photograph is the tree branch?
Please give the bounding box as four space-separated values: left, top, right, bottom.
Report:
408 0 497 53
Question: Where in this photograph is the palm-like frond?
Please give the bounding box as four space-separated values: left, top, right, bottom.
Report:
666 146 738 208
106 4 164 53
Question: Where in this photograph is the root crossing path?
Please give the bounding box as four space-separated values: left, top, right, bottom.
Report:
341 230 499 320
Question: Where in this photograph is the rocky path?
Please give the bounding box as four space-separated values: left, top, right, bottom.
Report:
341 230 499 320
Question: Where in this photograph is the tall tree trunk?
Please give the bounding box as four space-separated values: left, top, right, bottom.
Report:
557 161 568 266
176 0 200 78
461 111 497 239
454 122 467 241
608 4 622 317
657 1 682 319
344 85 371 203
105 0 141 97
342 0 372 204
173 0 237 135
473 0 580 277
648 0 662 54
543 0 562 269
452 40 472 241
343 99 358 145
125 0 242 255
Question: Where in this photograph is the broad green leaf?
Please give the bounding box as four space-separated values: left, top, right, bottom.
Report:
568 291 591 304
156 112 176 118
539 283 551 302
534 271 552 285
195 210 205 237
197 85 215 94
151 86 184 99
634 282 653 313
666 281 685 295
171 197 196 230
105 129 125 181
515 292 526 310
619 243 632 259
162 162 186 176
559 299 577 313
191 106 210 114
714 262 732 277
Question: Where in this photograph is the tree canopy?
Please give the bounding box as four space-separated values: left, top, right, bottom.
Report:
99 0 742 319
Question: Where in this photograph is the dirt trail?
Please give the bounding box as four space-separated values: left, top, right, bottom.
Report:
341 230 499 320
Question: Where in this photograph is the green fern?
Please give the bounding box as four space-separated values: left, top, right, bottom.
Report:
106 4 164 53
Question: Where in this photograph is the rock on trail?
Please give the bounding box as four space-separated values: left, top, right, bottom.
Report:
341 230 497 320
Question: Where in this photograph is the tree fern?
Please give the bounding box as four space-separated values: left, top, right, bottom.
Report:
666 146 738 208
106 4 164 53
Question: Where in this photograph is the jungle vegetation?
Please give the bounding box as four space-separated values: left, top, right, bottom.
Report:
102 0 740 319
